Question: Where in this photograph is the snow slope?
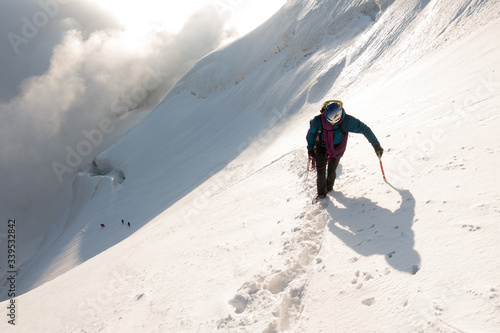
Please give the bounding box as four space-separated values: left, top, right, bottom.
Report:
2 0 500 332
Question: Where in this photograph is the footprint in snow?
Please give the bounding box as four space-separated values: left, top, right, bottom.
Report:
362 297 375 306
462 224 481 232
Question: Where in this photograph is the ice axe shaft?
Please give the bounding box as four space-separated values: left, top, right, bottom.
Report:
379 157 387 181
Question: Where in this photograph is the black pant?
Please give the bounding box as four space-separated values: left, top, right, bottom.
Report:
315 146 341 196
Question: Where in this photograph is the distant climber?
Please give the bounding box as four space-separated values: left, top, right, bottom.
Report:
306 100 384 198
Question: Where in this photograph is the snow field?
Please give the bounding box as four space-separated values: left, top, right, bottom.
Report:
1 0 500 332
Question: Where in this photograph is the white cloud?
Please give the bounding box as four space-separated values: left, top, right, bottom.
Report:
0 1 237 236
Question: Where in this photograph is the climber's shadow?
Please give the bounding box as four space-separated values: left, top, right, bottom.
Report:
327 183 420 274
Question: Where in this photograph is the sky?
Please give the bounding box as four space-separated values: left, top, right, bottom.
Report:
0 0 285 238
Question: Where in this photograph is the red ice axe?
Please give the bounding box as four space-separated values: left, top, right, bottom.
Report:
379 157 387 181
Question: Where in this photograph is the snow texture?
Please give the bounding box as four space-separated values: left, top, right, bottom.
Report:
1 0 500 332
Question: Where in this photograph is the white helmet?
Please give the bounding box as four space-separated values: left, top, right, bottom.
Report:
325 102 343 124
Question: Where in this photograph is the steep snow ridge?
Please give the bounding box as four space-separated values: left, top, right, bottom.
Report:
0 0 485 301
291 12 500 332
0 164 128 300
329 0 500 92
170 0 394 101
168 1 300 99
81 0 411 236
1 0 499 332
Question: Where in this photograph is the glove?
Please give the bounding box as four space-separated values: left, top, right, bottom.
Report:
308 149 315 158
373 145 384 158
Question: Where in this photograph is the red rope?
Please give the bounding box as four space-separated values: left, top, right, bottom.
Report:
305 156 316 182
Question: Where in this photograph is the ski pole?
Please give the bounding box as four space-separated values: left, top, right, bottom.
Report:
379 157 387 181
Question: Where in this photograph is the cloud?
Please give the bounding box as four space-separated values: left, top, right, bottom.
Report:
0 0 237 242
0 0 120 101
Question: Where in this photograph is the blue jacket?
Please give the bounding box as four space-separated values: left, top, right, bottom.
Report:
307 111 380 151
